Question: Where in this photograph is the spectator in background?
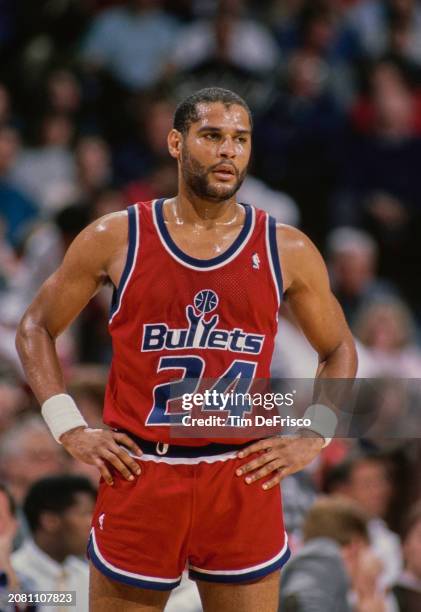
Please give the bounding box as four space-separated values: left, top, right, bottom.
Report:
74 135 113 204
170 0 279 111
0 125 38 249
353 377 418 440
274 0 361 106
116 94 181 203
273 0 360 60
0 216 19 293
280 461 319 551
326 226 397 325
90 187 126 218
279 496 387 612
113 94 175 185
348 0 421 65
271 304 319 378
393 501 421 611
325 451 403 592
0 380 28 436
172 0 279 75
0 83 14 125
0 483 37 611
333 59 421 309
334 59 421 223
0 205 91 375
354 297 421 377
45 69 82 116
80 0 180 91
124 159 178 206
8 113 76 213
254 42 345 156
11 476 96 612
238 174 300 226
254 6 346 240
0 415 66 506
349 59 421 136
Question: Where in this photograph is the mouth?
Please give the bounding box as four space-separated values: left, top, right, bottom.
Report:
211 165 237 181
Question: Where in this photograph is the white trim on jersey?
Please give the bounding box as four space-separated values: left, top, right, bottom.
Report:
189 533 289 575
126 449 240 465
90 527 182 584
152 199 256 272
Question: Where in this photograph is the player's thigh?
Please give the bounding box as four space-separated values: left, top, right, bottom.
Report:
89 561 171 612
196 570 281 612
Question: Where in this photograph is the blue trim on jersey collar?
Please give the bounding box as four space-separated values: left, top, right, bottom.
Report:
155 198 252 268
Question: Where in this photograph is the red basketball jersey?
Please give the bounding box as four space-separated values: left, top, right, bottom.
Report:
103 198 283 445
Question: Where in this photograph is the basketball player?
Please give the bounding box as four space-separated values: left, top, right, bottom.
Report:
16 88 357 612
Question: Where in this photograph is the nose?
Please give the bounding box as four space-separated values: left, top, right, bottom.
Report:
218 136 236 158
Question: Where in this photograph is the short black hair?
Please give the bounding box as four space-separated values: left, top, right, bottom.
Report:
0 482 16 517
173 87 253 134
23 475 97 533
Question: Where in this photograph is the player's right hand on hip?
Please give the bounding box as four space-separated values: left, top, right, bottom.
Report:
59 427 142 485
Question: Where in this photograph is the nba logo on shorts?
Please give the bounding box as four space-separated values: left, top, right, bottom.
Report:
194 290 219 314
99 513 105 530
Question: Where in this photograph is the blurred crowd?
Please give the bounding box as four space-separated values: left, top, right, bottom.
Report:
0 0 421 611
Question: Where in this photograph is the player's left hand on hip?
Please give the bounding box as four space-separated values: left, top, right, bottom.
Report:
235 431 324 490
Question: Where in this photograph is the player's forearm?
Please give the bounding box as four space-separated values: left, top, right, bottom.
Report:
311 334 357 433
316 334 358 380
15 313 66 404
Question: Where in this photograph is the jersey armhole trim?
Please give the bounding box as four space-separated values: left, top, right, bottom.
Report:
109 204 139 324
265 214 283 310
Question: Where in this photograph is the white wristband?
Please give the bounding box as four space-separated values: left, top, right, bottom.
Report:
41 393 88 444
302 404 338 448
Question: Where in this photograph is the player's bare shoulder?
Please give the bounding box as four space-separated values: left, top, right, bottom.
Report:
82 210 128 255
275 223 328 293
62 210 129 286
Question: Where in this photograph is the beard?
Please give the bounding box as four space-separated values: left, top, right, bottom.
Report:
181 145 247 202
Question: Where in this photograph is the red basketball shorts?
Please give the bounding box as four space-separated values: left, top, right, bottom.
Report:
86 438 290 591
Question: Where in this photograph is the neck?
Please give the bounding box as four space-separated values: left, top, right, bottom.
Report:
33 533 67 564
169 182 242 228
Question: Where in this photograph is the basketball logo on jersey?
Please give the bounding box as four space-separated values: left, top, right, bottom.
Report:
194 290 218 313
252 253 260 270
141 290 265 354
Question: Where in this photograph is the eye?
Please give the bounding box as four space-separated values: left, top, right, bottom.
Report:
205 133 219 140
236 136 247 143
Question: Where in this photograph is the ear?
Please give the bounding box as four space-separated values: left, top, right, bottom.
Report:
168 128 182 160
